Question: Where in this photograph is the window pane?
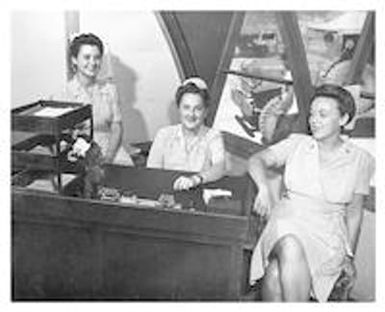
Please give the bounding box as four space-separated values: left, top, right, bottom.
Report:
298 11 374 138
214 12 294 145
297 11 367 85
214 11 375 143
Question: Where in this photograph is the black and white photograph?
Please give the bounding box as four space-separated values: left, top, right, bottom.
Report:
2 0 383 309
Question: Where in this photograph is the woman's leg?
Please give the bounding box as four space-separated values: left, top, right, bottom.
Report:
261 258 282 301
271 234 312 301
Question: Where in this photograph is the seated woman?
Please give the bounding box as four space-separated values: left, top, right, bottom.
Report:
248 84 374 302
147 77 226 190
55 33 133 166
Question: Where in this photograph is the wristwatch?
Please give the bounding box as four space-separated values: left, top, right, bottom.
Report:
193 174 204 186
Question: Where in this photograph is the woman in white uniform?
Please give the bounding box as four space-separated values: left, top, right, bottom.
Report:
147 77 226 191
56 33 133 166
248 84 374 302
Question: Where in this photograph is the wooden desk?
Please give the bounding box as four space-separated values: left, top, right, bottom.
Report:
12 166 259 300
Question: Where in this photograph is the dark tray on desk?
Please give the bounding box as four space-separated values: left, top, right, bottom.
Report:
12 132 82 173
12 100 92 175
12 100 92 134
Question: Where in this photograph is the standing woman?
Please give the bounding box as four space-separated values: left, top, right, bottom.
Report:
57 33 133 165
248 84 374 302
147 77 226 190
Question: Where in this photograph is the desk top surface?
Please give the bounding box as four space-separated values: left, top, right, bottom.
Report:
13 165 256 218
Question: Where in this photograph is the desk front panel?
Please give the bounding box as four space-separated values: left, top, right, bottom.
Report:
12 179 254 300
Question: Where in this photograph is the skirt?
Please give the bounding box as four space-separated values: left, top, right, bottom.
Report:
249 194 350 302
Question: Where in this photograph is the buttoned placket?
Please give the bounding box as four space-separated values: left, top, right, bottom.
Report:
306 140 326 201
178 125 206 172
316 140 351 204
71 78 101 105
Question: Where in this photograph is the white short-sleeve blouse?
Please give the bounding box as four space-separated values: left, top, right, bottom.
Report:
147 124 225 172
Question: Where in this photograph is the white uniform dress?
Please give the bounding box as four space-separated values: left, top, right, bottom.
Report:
147 124 224 172
55 77 133 166
249 134 374 302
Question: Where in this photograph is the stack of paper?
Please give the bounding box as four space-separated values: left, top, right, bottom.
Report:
33 107 73 118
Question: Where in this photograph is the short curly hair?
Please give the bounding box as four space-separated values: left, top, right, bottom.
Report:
69 33 104 59
310 84 356 124
175 82 210 108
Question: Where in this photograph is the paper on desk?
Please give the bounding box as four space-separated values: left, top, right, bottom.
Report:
26 174 77 192
120 196 161 208
34 107 74 117
203 189 232 205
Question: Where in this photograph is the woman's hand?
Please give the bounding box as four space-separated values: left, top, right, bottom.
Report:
173 175 200 191
340 255 357 291
253 185 274 218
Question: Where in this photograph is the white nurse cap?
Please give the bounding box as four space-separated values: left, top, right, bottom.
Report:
182 77 208 90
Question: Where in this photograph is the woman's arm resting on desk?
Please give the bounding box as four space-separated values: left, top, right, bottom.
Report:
248 150 277 218
173 161 226 191
105 121 123 163
248 134 302 217
173 133 226 191
173 159 226 191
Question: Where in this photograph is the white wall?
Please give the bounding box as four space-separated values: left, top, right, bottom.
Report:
11 11 180 146
79 11 180 144
351 209 375 301
11 11 67 108
350 138 375 301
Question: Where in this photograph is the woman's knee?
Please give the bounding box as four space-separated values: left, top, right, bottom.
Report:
275 234 306 262
265 258 280 284
262 258 281 299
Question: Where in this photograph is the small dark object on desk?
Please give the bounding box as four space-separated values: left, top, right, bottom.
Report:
158 193 177 208
174 187 206 212
84 144 105 199
69 139 105 199
98 186 121 202
121 190 136 198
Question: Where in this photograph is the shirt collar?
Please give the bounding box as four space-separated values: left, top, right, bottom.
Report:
306 135 352 156
175 124 183 141
175 124 207 139
67 77 108 98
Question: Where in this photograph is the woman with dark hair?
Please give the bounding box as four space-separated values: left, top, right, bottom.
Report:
248 84 374 302
147 77 225 191
56 33 132 165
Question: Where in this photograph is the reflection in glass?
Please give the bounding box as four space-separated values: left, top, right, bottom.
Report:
215 12 296 144
214 11 374 143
